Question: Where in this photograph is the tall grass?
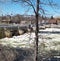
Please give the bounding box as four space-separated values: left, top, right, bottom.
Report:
0 28 5 39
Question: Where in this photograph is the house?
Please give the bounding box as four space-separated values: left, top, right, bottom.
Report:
48 17 60 25
1 16 11 24
48 19 57 24
56 18 60 24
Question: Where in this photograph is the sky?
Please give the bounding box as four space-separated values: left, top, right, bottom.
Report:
0 0 60 17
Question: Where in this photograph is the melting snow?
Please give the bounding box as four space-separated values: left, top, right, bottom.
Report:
0 28 60 52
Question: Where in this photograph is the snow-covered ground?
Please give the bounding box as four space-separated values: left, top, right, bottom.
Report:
0 28 60 52
39 28 60 32
0 33 35 48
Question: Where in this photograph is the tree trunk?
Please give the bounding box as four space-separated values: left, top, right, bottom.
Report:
35 14 39 61
35 0 39 61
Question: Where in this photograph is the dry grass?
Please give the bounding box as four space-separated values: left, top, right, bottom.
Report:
0 45 34 61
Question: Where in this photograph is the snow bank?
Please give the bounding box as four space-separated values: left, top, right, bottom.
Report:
0 33 35 48
0 28 60 52
39 28 60 32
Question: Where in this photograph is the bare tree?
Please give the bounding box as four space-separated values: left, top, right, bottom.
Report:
12 0 57 61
